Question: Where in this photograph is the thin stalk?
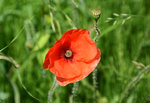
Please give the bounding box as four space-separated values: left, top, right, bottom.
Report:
72 0 78 8
48 77 58 103
94 20 101 42
93 14 101 103
92 69 98 103
121 65 150 103
71 82 79 103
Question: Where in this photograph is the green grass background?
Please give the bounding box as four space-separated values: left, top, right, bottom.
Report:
0 0 150 103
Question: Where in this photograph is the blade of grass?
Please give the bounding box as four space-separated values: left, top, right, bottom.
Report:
0 26 25 52
0 54 40 102
121 64 150 103
0 54 19 68
9 78 20 103
64 14 77 29
15 69 41 102
0 17 34 52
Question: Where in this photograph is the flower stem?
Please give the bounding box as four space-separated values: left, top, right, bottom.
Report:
48 77 58 103
71 82 79 103
92 69 98 103
92 10 101 103
94 20 101 42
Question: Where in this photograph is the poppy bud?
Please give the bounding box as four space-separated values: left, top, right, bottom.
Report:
92 9 101 22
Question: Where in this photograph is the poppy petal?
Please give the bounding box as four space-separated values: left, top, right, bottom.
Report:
56 50 100 86
48 36 71 68
70 29 98 62
43 47 54 69
48 43 62 68
58 29 98 62
49 58 81 78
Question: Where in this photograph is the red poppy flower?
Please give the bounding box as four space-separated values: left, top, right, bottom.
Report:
43 29 101 86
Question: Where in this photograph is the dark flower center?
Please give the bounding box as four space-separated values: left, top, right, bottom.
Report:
65 50 72 58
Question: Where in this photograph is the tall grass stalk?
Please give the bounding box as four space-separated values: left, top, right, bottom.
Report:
0 26 25 52
121 64 150 103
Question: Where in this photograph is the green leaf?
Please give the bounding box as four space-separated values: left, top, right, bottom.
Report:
9 79 20 103
33 33 50 51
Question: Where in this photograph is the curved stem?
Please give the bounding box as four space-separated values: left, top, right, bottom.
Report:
121 65 150 103
94 21 101 42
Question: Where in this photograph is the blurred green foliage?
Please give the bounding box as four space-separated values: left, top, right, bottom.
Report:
0 0 150 103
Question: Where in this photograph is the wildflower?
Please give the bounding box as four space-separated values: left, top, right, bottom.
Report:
43 29 101 86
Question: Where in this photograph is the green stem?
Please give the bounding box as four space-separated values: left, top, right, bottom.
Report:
92 69 98 103
121 65 150 103
94 21 101 42
48 77 58 103
71 82 79 103
93 17 101 103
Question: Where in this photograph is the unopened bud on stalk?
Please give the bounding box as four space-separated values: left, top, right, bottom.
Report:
25 40 33 50
92 9 101 22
